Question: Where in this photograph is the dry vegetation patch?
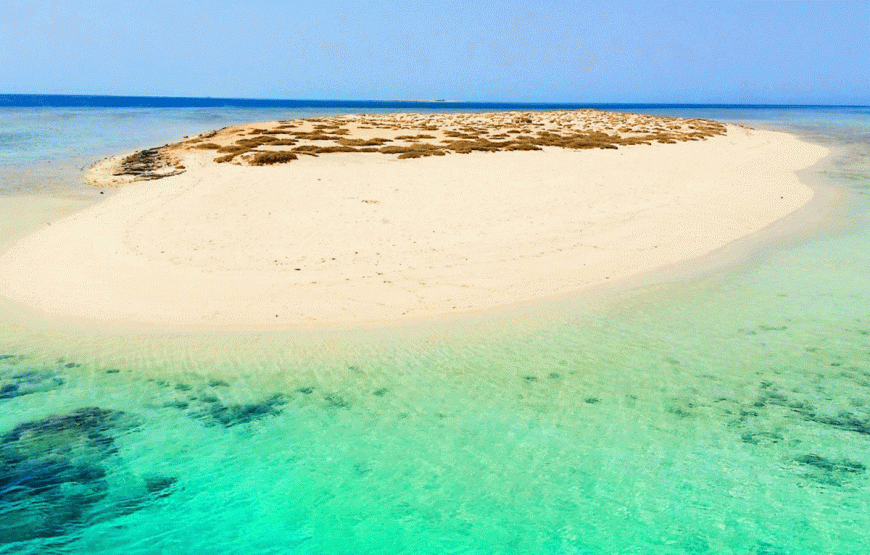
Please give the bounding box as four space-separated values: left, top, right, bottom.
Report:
249 151 299 165
158 110 727 168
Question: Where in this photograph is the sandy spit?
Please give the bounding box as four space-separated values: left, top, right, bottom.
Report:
0 119 827 329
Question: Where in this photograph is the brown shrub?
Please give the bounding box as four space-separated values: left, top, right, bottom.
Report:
397 149 446 159
444 130 478 139
313 125 350 135
313 145 358 154
216 145 249 154
441 139 505 153
380 142 443 155
337 138 391 147
249 151 298 165
235 136 279 148
289 132 344 141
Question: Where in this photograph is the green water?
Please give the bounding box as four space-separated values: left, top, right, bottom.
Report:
1 107 869 553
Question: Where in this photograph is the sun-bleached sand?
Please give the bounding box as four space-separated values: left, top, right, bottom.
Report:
0 111 828 328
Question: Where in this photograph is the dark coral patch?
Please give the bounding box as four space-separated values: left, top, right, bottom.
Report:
190 394 288 427
0 407 174 544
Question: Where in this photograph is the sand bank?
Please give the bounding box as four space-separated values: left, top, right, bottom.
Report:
0 111 828 328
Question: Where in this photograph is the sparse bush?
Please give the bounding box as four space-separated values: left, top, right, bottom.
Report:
337 138 391 147
249 151 299 165
313 146 358 154
172 110 727 167
216 145 248 154
235 136 279 148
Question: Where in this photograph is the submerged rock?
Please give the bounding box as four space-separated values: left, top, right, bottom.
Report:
0 408 126 542
796 454 866 473
0 369 65 400
323 393 349 409
806 412 870 435
0 407 175 545
0 383 19 397
740 430 784 445
191 394 288 427
2 407 126 449
144 475 178 498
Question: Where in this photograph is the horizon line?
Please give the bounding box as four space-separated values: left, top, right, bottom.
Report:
1 93 867 109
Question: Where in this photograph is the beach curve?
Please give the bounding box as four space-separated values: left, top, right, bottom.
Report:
0 110 828 328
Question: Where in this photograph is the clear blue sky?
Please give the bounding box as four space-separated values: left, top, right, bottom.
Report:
1 0 867 104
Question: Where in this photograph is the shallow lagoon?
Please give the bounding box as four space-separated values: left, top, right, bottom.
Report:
1 104 868 553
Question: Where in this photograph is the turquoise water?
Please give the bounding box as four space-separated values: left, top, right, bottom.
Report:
0 106 368 195
1 105 869 553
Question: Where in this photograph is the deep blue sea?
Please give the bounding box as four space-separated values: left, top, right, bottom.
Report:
1 95 869 554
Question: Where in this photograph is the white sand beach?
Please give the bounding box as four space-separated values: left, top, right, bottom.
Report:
0 111 828 328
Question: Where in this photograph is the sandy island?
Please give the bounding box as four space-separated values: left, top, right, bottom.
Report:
0 110 828 328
